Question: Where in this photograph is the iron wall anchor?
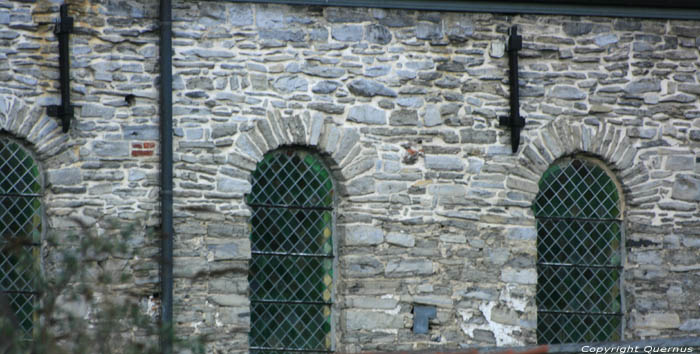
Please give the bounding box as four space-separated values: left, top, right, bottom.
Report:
499 25 524 153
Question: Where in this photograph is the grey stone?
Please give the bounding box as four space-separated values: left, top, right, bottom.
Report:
332 25 363 42
500 268 536 284
445 22 474 42
326 7 371 23
216 176 251 194
93 141 128 157
123 125 159 140
671 174 700 202
212 124 237 139
666 155 694 171
389 109 418 126
335 128 360 163
229 4 253 26
346 225 384 246
348 105 386 125
347 296 398 310
594 33 618 46
308 102 344 114
626 79 661 94
490 41 505 58
460 129 497 144
346 310 403 330
347 79 397 97
507 227 536 241
345 255 383 277
550 85 587 100
259 29 305 42
377 181 407 194
437 61 466 72
385 259 433 277
424 105 442 127
563 22 593 36
81 103 115 118
302 65 345 79
312 80 341 94
365 24 392 44
346 176 375 195
416 21 443 40
182 48 234 58
207 241 250 261
679 319 700 331
365 65 391 78
47 168 81 186
386 233 415 248
425 155 464 171
414 295 453 308
208 294 248 307
273 75 308 93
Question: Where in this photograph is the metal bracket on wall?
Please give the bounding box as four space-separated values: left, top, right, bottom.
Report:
47 4 73 133
499 25 524 154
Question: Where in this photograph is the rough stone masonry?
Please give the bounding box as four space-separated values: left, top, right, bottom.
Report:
0 0 699 352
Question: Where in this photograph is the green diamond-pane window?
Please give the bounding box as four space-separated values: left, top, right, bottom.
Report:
247 149 334 353
0 139 42 338
533 158 623 345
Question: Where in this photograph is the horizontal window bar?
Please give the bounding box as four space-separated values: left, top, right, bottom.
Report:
251 346 333 353
0 193 41 198
539 310 623 316
252 250 334 258
249 203 332 211
0 290 38 294
536 216 622 223
537 262 623 269
252 299 333 305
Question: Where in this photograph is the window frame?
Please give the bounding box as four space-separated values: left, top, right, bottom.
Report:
533 155 626 344
0 136 45 339
246 147 338 353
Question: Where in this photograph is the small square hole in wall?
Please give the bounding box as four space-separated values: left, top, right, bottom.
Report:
412 305 436 334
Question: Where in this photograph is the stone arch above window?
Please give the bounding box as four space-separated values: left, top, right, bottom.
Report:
519 120 643 194
0 137 44 338
533 157 624 344
246 148 336 353
0 95 68 158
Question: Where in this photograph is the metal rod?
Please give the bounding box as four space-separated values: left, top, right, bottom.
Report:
0 193 42 198
539 310 623 316
250 346 333 353
536 215 623 223
249 203 332 211
47 3 73 132
252 250 334 258
159 0 173 352
537 262 623 269
252 299 332 305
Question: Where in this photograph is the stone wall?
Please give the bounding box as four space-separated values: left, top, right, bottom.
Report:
0 0 161 340
2 0 700 352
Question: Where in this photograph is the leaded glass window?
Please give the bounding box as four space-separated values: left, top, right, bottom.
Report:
0 139 42 337
247 149 334 353
533 158 623 344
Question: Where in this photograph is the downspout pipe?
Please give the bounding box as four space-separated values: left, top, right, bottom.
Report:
159 0 173 352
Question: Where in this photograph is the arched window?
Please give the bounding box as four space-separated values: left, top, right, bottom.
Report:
533 158 623 344
0 138 42 337
246 149 334 353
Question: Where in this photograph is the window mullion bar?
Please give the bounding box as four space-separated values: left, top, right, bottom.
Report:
539 309 623 316
249 203 332 211
537 262 623 269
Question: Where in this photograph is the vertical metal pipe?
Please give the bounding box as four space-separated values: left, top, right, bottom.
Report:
159 0 173 352
57 4 71 133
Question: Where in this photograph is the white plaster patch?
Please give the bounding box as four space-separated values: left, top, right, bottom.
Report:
499 285 528 312
458 301 523 346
